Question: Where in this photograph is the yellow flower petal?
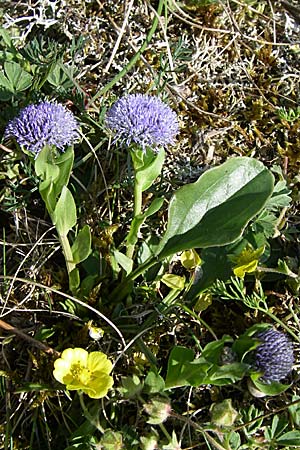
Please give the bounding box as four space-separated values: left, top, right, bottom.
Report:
233 260 258 278
88 352 113 374
83 373 114 399
62 348 89 366
53 358 73 384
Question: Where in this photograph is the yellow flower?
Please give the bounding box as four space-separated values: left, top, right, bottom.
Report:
53 348 114 399
230 245 265 278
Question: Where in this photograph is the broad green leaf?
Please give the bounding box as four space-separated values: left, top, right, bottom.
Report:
133 147 165 192
4 61 33 92
205 362 248 385
53 186 77 235
53 146 75 197
144 371 165 394
47 63 73 89
250 376 291 396
119 375 143 399
35 145 60 182
0 69 14 100
165 346 211 389
69 267 80 293
202 335 233 363
0 70 13 90
71 225 92 264
35 145 74 199
39 178 57 214
156 157 274 259
113 250 133 275
185 246 233 302
0 27 14 48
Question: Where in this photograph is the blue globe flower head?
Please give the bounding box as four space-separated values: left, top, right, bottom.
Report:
4 101 80 155
254 328 294 383
105 94 179 152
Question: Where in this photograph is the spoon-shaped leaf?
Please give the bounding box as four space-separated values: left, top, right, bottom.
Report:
156 157 274 259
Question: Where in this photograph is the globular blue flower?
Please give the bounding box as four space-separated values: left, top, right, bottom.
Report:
105 94 179 151
254 328 294 383
4 101 79 155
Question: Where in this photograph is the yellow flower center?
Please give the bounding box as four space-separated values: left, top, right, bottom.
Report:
70 363 90 385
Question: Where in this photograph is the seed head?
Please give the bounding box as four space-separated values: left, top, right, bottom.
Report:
4 101 79 155
254 328 294 383
105 94 179 151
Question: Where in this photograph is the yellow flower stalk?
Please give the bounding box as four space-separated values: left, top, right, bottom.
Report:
53 348 114 399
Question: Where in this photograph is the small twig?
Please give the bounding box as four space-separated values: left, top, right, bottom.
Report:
104 0 135 74
0 144 13 153
0 318 60 357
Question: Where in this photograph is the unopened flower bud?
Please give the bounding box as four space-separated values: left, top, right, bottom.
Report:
144 397 171 424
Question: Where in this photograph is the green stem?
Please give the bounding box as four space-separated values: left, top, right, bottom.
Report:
159 423 172 441
126 179 143 259
88 0 165 105
110 256 158 302
58 233 76 275
257 306 300 342
78 392 105 434
133 179 143 217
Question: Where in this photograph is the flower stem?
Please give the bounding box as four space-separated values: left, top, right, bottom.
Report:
57 232 76 276
126 178 143 260
257 306 300 342
78 393 105 434
159 423 172 441
110 256 158 302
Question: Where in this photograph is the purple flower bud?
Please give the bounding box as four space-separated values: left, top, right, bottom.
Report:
105 94 179 151
254 329 294 383
4 102 79 154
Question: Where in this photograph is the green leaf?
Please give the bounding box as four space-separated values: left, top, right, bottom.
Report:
71 225 92 264
0 27 14 48
144 371 165 394
53 186 77 235
202 335 233 363
35 145 74 200
47 63 73 90
53 146 75 197
250 376 291 396
276 430 300 446
69 267 80 293
113 250 133 275
133 147 165 192
39 178 57 214
35 145 60 182
288 396 300 427
206 362 248 385
0 71 13 100
165 346 211 389
186 245 233 302
126 197 164 246
4 61 33 92
156 157 274 259
119 375 143 399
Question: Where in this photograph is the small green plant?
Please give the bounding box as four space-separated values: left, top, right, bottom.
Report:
278 106 300 123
